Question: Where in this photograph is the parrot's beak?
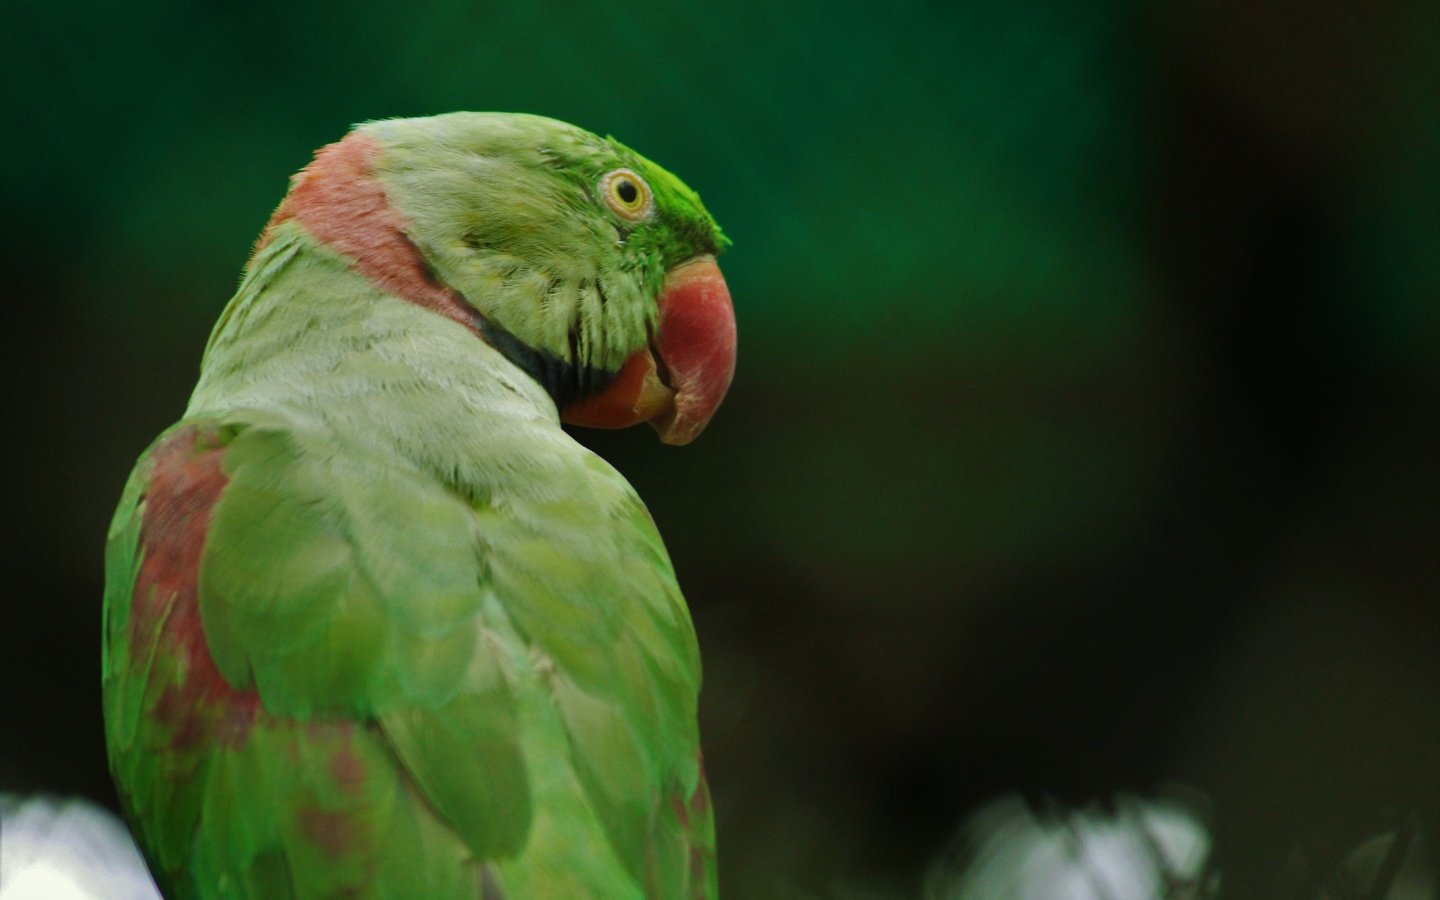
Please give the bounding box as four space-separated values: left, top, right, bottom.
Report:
562 255 735 445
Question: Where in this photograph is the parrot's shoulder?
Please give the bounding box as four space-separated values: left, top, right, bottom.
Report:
102 414 254 717
102 410 516 894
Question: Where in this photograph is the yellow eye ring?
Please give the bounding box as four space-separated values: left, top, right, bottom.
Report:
599 168 654 221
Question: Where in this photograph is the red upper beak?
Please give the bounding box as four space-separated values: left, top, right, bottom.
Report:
562 255 736 445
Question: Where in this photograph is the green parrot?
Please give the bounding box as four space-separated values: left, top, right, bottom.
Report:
102 112 735 899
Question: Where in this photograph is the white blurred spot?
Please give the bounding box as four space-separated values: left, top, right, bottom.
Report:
0 795 160 900
928 793 1213 899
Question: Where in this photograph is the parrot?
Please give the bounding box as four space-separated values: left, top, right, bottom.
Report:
101 112 735 899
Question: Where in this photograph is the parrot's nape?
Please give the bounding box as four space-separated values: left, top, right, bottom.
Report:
102 112 734 899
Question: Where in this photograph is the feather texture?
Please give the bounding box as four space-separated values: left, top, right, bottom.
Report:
103 113 724 899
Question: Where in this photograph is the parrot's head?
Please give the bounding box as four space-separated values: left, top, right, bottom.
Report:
263 112 735 445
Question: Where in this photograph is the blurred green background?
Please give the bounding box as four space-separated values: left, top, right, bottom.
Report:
3 0 1437 895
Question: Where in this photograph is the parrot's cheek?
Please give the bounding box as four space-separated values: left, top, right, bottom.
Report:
562 256 735 445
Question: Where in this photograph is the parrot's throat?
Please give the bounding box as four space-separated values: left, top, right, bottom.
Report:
255 131 613 410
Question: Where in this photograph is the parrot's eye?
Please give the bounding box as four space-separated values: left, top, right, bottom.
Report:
599 169 653 221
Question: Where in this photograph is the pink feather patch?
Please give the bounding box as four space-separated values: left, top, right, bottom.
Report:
131 425 260 750
257 131 484 337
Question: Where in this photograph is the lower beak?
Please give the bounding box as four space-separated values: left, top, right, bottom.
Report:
561 255 736 446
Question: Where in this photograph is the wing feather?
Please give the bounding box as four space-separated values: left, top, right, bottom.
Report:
104 410 712 897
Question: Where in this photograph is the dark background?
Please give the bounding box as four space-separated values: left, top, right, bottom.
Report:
3 0 1437 896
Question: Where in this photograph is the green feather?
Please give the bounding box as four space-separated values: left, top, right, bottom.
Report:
103 113 723 898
